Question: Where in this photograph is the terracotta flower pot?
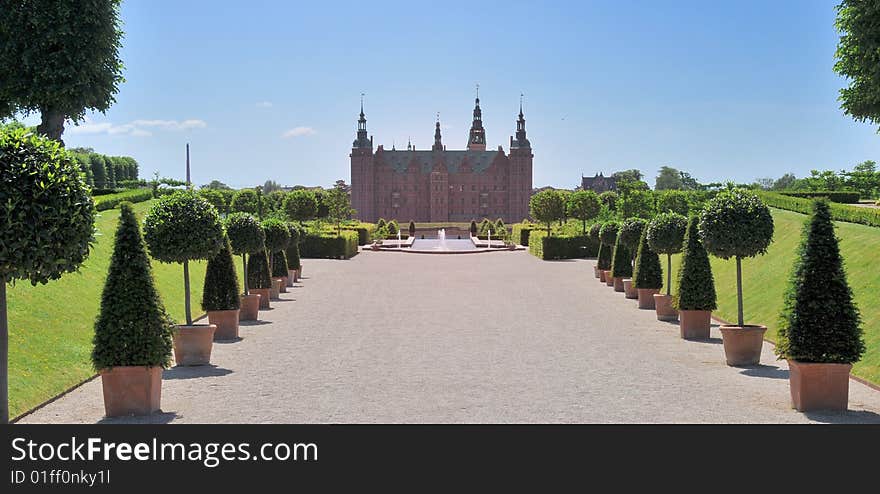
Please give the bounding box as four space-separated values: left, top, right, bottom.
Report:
604 271 614 286
278 276 288 293
719 325 766 366
293 269 300 282
270 278 283 299
252 288 271 310
593 265 601 278
598 269 607 283
679 310 711 340
287 270 296 286
173 324 216 366
653 294 678 321
637 288 659 309
298 264 303 277
100 366 162 417
613 277 625 292
623 279 638 299
208 309 240 340
788 360 852 412
239 293 260 321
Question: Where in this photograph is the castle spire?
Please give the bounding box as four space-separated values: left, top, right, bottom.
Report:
433 113 443 151
352 93 372 150
511 94 530 150
467 84 486 151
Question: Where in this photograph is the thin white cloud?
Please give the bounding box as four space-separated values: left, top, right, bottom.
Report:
282 126 317 138
68 117 206 136
256 101 273 108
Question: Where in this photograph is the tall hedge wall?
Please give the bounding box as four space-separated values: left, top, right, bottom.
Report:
778 190 860 204
756 191 880 228
300 231 359 259
527 231 599 260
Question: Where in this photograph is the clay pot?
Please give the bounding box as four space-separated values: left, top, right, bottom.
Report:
239 293 260 321
598 269 607 283
173 324 216 366
653 294 678 321
623 279 638 299
277 277 288 293
252 288 271 310
270 278 283 299
298 264 303 277
637 288 659 309
593 265 601 278
613 277 625 292
100 366 162 417
788 360 852 412
719 325 766 366
679 310 711 340
604 271 614 286
287 270 296 286
208 309 240 340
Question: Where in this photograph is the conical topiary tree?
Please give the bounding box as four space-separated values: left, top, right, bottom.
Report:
143 191 225 326
92 202 174 371
225 213 265 296
201 237 241 313
633 229 663 290
376 218 387 231
673 216 716 312
247 251 272 290
387 219 399 236
494 218 506 238
272 250 289 278
775 200 864 364
470 220 478 237
610 236 633 279
408 220 416 237
286 222 302 271
646 212 687 296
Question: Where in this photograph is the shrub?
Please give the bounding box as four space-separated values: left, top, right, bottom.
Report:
271 250 289 278
610 236 633 278
282 189 318 222
599 190 618 211
699 189 774 326
230 189 260 215
775 200 865 363
469 220 478 236
528 232 598 260
530 190 565 234
633 229 663 290
673 216 717 311
286 223 302 270
262 218 290 253
598 221 620 246
619 189 655 219
300 231 359 259
647 212 687 295
201 238 241 312
511 222 537 246
408 221 416 237
779 190 860 204
656 190 691 215
618 218 647 250
143 191 225 325
596 242 613 270
588 223 602 244
566 190 602 233
198 188 228 216
387 220 399 235
246 251 272 289
494 218 506 238
92 203 173 370
342 223 375 245
94 189 153 211
376 218 387 231
225 212 265 295
755 190 880 228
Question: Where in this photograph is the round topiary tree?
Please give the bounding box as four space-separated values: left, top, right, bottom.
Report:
610 236 633 279
198 188 228 216
201 237 241 313
529 190 565 235
272 250 289 278
699 189 774 326
647 212 688 296
633 229 663 290
262 217 290 276
0 129 96 422
246 251 272 290
143 191 225 326
283 189 318 223
567 190 602 234
230 189 260 215
618 217 647 265
673 215 717 312
775 200 864 364
286 222 302 271
597 221 620 271
224 213 265 296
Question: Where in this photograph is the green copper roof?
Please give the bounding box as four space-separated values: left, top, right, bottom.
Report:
376 150 502 174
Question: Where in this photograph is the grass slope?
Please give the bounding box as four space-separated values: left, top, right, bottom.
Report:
8 200 244 419
662 208 880 384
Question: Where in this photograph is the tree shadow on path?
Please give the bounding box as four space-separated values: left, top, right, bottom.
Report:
97 411 179 425
163 365 233 380
240 320 272 326
804 409 880 424
739 365 789 380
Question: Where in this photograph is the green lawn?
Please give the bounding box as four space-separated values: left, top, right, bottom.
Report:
662 208 880 384
8 200 244 419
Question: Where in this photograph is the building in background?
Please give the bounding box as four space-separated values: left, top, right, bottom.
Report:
580 173 617 193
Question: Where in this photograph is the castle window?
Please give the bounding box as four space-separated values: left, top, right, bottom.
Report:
471 185 476 191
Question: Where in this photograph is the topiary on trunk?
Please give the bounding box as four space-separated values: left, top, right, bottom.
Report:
246 251 272 289
610 236 633 278
225 212 264 296
647 212 687 295
272 250 289 278
92 202 174 371
618 218 647 251
201 237 240 312
262 217 290 277
775 200 864 364
673 216 717 311
588 223 602 244
633 229 663 290
286 222 302 271
597 221 619 271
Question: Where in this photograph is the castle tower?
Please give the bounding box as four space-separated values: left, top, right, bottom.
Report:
350 95 375 221
508 95 533 222
467 87 486 151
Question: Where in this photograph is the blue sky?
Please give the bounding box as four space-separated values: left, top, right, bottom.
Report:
21 0 880 189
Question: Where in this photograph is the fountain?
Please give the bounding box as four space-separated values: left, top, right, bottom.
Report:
437 228 449 251
488 229 491 250
397 230 402 249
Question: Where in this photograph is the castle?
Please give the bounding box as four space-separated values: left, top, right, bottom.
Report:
350 95 533 223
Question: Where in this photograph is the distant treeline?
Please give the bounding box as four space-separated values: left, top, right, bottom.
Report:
68 147 139 189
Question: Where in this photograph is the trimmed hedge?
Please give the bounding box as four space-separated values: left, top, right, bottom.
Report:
342 223 376 245
755 191 880 228
300 231 359 259
779 190 860 204
512 223 539 246
528 231 598 260
95 188 153 211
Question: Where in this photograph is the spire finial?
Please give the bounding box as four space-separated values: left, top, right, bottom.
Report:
476 83 480 101
519 93 523 114
360 92 365 116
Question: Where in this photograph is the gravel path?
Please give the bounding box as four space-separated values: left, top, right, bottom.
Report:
19 250 880 424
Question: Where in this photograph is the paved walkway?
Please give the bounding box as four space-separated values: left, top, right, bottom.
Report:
20 250 880 423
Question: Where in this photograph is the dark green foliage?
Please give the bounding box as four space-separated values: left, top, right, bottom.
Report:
376 218 387 231
566 190 601 233
230 189 260 215
699 189 774 260
408 221 416 237
283 189 318 222
834 0 880 130
656 190 691 215
246 251 272 289
596 242 613 270
588 223 602 243
299 231 359 259
527 232 598 260
387 220 399 235
261 218 290 252
143 192 225 263
0 128 96 285
674 216 717 311
271 250 289 278
285 224 302 270
198 188 228 216
775 201 865 364
633 229 663 290
90 154 108 187
618 218 647 250
610 237 633 278
0 0 125 140
619 189 655 219
94 189 153 211
201 238 241 312
599 190 618 211
343 224 373 245
756 190 880 228
598 221 620 246
646 213 688 255
469 220 478 236
91 203 173 369
778 190 860 204
530 190 566 234
225 213 265 256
